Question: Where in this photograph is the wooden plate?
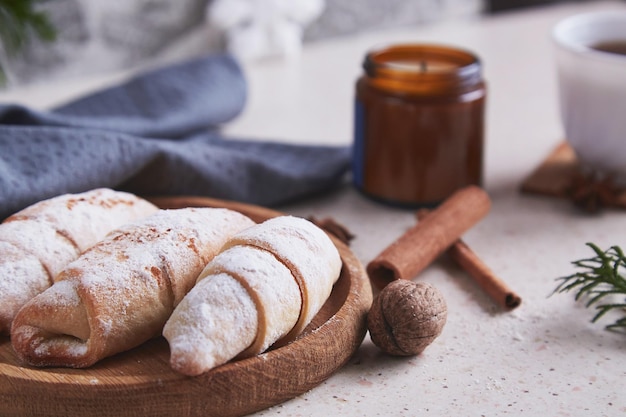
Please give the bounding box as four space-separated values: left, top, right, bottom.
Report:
0 196 373 417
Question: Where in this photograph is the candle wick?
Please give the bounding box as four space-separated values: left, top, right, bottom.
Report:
420 60 427 72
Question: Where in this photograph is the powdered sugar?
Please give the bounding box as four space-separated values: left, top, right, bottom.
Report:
1 188 158 335
32 335 89 358
200 245 301 355
11 207 254 368
224 215 341 338
164 272 258 376
5 188 158 251
164 215 341 375
0 241 48 333
0 219 80 278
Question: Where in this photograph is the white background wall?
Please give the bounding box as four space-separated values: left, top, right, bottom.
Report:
1 0 483 86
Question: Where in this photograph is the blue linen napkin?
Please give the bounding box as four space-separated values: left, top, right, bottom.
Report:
0 54 350 219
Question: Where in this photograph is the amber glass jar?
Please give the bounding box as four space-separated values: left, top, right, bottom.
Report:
353 44 486 207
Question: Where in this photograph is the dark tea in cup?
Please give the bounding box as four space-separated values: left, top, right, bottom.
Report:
591 40 626 56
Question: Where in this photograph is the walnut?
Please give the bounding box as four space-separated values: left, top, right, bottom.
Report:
367 280 447 356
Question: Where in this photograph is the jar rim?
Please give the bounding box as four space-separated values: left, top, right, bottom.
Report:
363 43 482 81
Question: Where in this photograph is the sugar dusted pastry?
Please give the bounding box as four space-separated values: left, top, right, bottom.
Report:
163 215 342 376
10 208 255 368
0 188 158 334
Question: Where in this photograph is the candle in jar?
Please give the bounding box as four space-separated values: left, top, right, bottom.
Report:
352 44 486 207
387 59 459 73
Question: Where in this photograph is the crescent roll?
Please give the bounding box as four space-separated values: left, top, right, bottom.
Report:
0 188 158 334
11 207 255 368
164 215 342 376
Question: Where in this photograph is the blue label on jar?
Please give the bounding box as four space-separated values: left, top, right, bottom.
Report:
352 99 365 189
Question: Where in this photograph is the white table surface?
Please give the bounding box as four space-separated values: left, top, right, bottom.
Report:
2 1 625 416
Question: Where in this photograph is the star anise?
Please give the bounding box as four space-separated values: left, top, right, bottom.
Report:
307 216 355 245
567 172 620 213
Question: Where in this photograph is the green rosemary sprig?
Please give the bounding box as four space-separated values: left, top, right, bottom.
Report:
553 243 626 332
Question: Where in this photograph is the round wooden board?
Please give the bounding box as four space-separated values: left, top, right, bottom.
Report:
0 196 373 417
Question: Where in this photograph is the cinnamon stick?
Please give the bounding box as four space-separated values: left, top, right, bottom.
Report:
366 186 491 290
416 210 522 310
447 240 521 310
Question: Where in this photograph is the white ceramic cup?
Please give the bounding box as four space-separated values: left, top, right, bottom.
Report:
553 11 626 179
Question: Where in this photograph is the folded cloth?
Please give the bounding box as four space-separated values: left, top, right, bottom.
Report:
0 54 350 219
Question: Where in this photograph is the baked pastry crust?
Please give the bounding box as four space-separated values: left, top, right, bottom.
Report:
0 188 158 334
164 216 341 376
10 207 254 368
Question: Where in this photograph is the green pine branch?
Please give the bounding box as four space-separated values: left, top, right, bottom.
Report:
553 243 626 333
0 0 56 85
